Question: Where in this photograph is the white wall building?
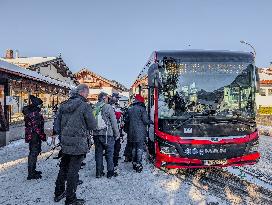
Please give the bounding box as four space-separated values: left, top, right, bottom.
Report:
0 49 77 87
256 67 272 112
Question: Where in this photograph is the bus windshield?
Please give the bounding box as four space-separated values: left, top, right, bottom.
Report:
158 59 256 122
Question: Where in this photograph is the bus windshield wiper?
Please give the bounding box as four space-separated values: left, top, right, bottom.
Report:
171 113 208 129
213 116 256 127
171 115 256 130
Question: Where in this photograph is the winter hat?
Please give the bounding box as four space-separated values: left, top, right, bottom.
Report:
29 95 43 106
134 94 145 103
98 92 108 102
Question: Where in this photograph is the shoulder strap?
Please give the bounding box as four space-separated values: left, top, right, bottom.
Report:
94 103 105 116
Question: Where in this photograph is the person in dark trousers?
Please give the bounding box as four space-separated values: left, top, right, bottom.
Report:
93 92 120 179
22 95 46 180
123 105 133 162
54 84 96 205
109 93 123 175
128 94 150 173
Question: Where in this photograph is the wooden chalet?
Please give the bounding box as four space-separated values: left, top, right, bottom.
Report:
0 49 76 146
130 75 148 102
74 68 129 103
0 49 76 85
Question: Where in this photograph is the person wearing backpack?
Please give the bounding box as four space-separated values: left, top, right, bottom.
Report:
54 84 96 205
93 92 120 179
109 93 123 176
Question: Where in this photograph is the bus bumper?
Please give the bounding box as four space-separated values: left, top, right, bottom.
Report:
155 144 260 169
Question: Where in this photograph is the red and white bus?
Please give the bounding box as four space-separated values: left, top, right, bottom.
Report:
132 50 260 169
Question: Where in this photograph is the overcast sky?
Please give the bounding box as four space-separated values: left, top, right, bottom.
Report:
1 0 271 87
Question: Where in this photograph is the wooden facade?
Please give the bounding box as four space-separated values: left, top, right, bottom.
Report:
130 75 148 102
75 69 128 103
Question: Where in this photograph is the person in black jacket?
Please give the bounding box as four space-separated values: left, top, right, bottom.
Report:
123 105 133 162
22 95 46 180
128 94 150 173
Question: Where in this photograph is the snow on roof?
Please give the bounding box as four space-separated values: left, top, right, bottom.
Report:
0 57 56 68
0 60 74 89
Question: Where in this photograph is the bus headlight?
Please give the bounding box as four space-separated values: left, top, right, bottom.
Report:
248 140 259 153
160 143 179 156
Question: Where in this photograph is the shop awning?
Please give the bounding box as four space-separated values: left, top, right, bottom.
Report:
0 60 75 89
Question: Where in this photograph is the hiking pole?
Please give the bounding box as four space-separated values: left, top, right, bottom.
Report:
45 143 60 161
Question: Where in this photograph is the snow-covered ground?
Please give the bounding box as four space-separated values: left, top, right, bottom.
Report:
258 125 272 137
245 135 272 177
226 135 272 190
0 139 227 205
0 135 271 205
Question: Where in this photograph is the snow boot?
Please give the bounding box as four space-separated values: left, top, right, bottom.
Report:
136 164 143 173
54 190 66 202
113 167 119 177
27 173 42 180
96 172 105 178
107 170 115 179
132 162 137 171
34 170 42 175
77 180 83 186
65 198 85 205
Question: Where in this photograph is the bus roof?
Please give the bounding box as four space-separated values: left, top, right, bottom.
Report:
155 50 254 63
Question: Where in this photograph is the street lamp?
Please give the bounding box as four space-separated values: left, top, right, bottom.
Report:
240 40 256 58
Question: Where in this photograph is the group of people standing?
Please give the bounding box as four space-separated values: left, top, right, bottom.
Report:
22 84 151 205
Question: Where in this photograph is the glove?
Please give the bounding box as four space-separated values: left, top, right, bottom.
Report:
120 133 124 143
115 136 120 141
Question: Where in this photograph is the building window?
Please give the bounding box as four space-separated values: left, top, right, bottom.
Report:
259 88 266 96
268 89 272 96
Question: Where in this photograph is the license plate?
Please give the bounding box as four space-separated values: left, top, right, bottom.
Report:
204 160 227 166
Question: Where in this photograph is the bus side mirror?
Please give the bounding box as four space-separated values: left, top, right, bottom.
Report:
154 78 159 88
148 63 161 88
